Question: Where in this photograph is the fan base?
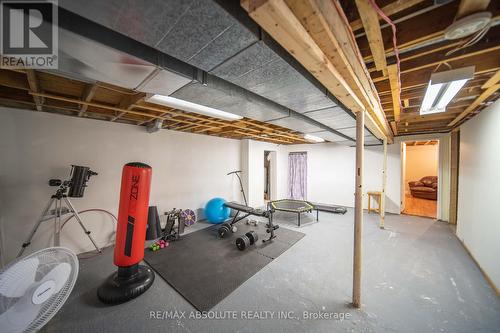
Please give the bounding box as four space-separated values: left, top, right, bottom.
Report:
97 264 155 304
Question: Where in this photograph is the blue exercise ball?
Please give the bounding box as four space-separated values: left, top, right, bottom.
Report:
205 198 230 224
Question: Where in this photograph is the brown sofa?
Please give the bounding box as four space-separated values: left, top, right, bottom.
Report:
409 176 438 200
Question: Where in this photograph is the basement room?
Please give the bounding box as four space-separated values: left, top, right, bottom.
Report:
0 1 499 332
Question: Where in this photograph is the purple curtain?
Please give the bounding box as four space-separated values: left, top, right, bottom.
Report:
288 152 307 200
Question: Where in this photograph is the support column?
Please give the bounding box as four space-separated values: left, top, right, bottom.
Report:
380 138 387 229
352 110 364 308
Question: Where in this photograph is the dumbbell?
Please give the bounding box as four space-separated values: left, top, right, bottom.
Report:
236 231 259 251
218 223 233 238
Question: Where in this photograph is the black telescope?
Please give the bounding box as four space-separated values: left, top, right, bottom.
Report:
68 165 98 197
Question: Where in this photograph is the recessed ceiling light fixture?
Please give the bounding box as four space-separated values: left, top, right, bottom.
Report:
420 66 474 115
145 94 243 121
304 134 325 143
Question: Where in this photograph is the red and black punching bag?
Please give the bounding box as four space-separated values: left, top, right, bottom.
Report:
98 162 155 304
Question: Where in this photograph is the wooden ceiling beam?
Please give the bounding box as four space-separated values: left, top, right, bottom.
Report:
356 1 500 59
0 70 30 90
482 69 500 89
355 0 387 74
110 93 145 121
375 51 500 93
242 0 391 142
25 70 43 111
372 44 500 83
350 0 426 32
455 0 490 20
28 91 307 142
448 83 500 127
387 64 400 122
77 83 98 116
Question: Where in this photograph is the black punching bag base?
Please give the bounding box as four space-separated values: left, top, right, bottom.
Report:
97 264 155 304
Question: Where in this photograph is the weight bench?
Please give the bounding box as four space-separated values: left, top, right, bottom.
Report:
221 202 278 242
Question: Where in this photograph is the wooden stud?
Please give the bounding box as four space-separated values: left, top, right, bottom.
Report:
455 0 490 20
243 0 390 142
390 121 398 136
25 70 42 111
350 0 426 32
0 70 30 90
111 93 145 121
448 84 500 126
78 84 98 116
387 64 401 122
353 110 364 308
355 0 387 74
26 91 308 144
481 69 500 89
380 138 387 229
372 45 500 83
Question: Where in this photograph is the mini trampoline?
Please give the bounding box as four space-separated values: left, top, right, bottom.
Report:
269 199 314 227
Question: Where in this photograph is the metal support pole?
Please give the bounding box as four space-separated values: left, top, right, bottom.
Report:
353 110 364 308
380 138 387 229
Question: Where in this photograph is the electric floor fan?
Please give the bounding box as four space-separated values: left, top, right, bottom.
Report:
0 247 79 333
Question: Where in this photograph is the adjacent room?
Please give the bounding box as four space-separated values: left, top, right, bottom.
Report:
402 140 439 218
0 1 499 333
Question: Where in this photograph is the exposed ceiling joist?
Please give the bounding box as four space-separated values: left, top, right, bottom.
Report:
25 70 43 111
355 0 387 74
78 83 98 116
448 83 499 127
350 0 426 32
110 93 145 122
455 0 490 19
241 0 391 142
482 69 500 89
387 64 400 122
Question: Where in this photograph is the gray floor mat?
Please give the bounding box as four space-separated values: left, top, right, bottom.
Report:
144 222 304 311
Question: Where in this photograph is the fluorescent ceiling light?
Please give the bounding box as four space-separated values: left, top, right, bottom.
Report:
419 66 474 115
304 134 325 143
146 94 243 121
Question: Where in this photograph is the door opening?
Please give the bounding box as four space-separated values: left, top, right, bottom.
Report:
264 151 271 201
401 140 439 219
264 151 277 202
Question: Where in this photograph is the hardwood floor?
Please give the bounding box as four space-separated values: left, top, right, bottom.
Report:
403 194 437 219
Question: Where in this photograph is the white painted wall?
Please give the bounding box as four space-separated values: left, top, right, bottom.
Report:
280 143 401 213
404 144 439 193
0 107 241 263
240 139 284 208
456 100 500 291
241 140 401 214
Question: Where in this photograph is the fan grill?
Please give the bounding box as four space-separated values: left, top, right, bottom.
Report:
0 247 79 333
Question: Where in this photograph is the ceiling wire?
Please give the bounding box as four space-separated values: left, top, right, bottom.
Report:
366 0 402 110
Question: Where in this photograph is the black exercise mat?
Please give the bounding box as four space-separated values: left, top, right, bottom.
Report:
143 222 305 311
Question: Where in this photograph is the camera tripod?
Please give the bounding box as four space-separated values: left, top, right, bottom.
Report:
17 183 101 258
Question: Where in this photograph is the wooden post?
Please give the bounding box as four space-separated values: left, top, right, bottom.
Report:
353 110 364 308
380 138 387 229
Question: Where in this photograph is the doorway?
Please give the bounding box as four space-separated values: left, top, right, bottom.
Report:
264 151 277 202
401 140 439 218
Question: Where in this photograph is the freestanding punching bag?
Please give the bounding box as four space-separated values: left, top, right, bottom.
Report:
97 162 155 304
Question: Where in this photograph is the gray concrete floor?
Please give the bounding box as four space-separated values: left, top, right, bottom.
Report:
43 210 500 333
